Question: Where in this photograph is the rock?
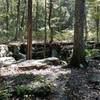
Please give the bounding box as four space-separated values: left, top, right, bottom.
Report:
20 42 73 59
0 57 62 76
17 59 49 71
42 57 61 65
0 45 9 57
0 57 16 67
88 72 100 83
61 46 72 60
8 42 26 60
92 56 100 60
95 43 100 49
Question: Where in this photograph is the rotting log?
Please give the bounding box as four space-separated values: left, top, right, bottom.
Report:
7 41 100 60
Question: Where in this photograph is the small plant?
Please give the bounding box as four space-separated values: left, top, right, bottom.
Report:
85 49 100 57
12 81 52 98
0 89 11 100
34 75 46 83
13 85 32 97
33 84 51 98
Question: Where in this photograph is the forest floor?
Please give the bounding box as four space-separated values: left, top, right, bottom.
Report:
0 57 100 100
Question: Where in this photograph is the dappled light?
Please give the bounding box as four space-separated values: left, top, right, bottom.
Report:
0 0 100 100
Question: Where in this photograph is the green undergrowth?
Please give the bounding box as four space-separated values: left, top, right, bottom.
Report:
85 49 100 57
0 75 53 99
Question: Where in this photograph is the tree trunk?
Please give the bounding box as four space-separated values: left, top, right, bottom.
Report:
70 0 86 68
14 0 20 41
20 0 26 41
58 0 61 32
35 0 39 32
48 0 54 57
84 5 88 41
84 17 88 41
6 0 9 37
48 0 53 43
35 0 39 40
96 6 99 43
27 0 32 60
44 0 47 58
20 0 26 30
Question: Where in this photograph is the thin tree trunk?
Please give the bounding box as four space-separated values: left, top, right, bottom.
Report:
70 0 86 68
96 6 99 43
6 0 9 37
35 0 39 32
20 0 26 29
20 0 26 41
35 0 39 40
48 0 53 57
84 17 88 41
20 0 26 40
14 0 20 41
48 0 53 43
44 0 47 58
84 5 88 41
58 0 61 32
27 0 32 60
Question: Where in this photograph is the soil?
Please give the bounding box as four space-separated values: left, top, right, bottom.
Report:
0 58 100 100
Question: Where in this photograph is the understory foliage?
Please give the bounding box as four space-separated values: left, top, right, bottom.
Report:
0 75 52 99
0 0 99 42
0 0 100 99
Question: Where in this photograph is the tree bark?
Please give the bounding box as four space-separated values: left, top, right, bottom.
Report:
27 0 32 60
84 5 88 41
70 0 86 68
35 0 39 32
14 0 20 41
48 0 53 43
20 0 26 30
6 0 9 37
44 0 47 58
96 6 99 43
